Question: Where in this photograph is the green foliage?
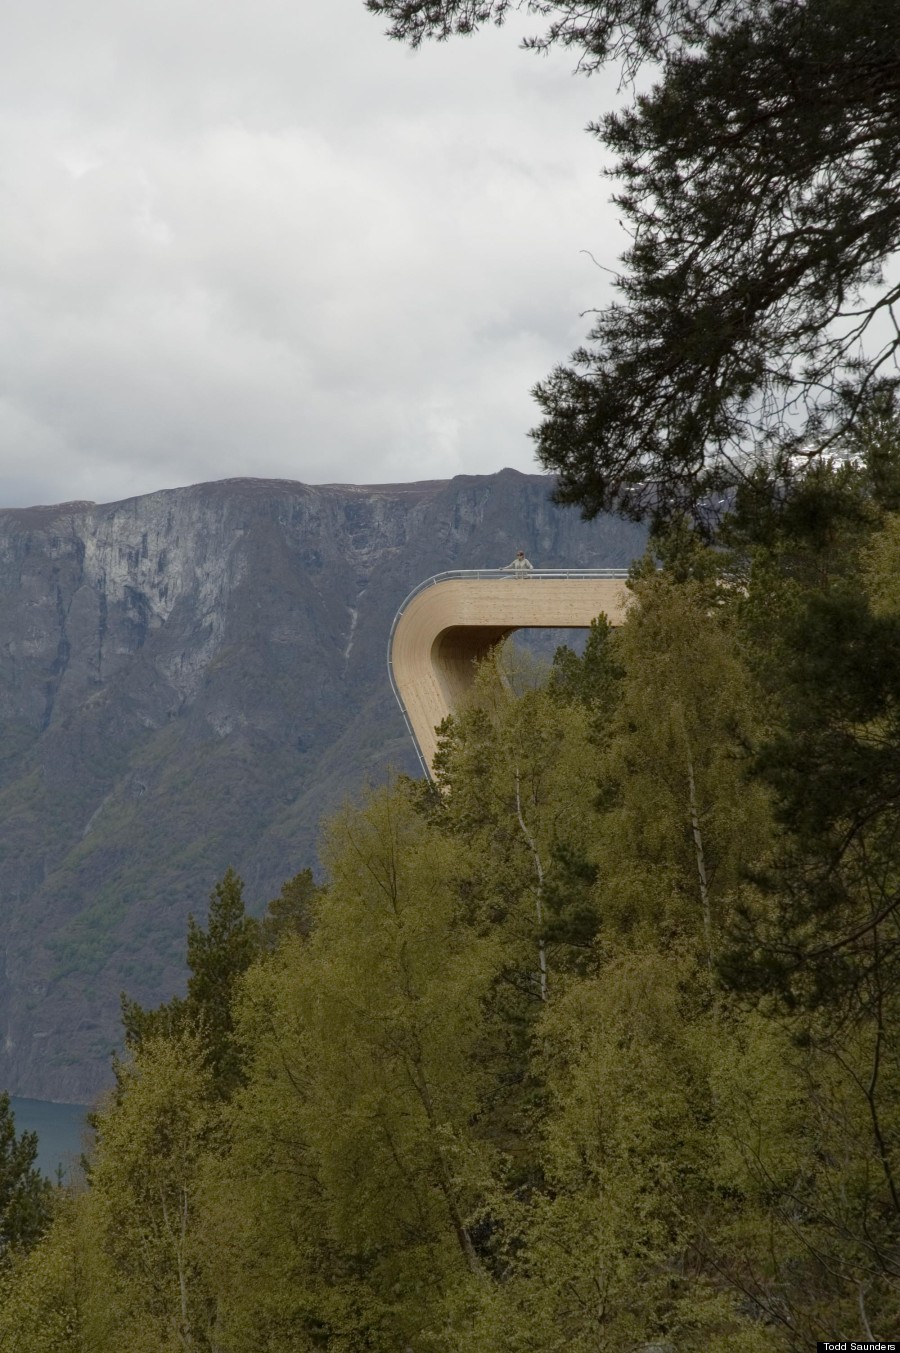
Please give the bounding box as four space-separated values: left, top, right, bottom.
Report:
504 950 754 1352
121 866 260 1098
116 1038 221 1347
185 868 260 1092
0 1197 107 1353
10 456 900 1347
716 442 900 1330
259 867 319 949
0 1095 53 1263
547 613 624 729
202 789 505 1350
88 1032 220 1350
721 448 900 1022
0 1035 220 1353
371 0 900 531
594 571 770 960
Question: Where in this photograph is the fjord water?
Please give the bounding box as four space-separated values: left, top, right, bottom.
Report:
11 1097 90 1180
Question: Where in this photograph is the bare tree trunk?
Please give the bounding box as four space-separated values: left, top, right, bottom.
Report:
160 1181 194 1350
514 766 548 1001
859 968 900 1218
675 704 712 968
411 1064 482 1276
685 749 712 968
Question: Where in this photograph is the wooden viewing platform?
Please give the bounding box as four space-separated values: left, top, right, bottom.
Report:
388 570 630 777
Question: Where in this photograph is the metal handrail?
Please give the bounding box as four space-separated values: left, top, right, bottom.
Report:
386 568 630 778
391 567 628 627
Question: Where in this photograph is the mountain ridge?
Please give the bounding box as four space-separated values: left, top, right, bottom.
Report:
0 469 645 1101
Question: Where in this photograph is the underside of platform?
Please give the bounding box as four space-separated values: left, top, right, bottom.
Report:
389 573 630 776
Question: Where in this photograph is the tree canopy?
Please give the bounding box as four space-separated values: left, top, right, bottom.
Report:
1 495 899 1343
6 438 900 1348
0 1095 52 1260
367 0 900 529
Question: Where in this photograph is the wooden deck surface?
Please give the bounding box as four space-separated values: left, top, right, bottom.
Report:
390 575 629 774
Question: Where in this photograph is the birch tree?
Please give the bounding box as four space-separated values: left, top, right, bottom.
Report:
86 1031 219 1352
205 785 504 1351
594 570 770 961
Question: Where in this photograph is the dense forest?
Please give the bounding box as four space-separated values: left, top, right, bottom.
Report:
0 440 897 1350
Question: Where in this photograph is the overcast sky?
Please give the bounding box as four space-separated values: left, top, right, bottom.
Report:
0 0 626 507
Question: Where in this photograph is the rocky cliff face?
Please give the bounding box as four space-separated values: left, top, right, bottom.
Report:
0 471 644 1101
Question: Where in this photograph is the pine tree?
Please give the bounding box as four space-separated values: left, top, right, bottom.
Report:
0 1093 53 1261
370 0 900 529
259 867 318 949
185 867 259 1094
121 866 260 1098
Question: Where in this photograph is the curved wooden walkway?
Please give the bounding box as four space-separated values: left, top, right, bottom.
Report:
388 570 630 776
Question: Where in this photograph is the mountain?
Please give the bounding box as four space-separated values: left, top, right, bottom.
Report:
0 470 645 1101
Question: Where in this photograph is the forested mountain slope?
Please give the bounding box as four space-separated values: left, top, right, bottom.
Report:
2 452 898 1350
0 471 643 1101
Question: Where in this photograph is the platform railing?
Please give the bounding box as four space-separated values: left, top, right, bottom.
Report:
391 567 629 626
386 568 631 778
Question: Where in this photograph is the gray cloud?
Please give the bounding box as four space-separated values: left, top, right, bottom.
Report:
0 0 624 506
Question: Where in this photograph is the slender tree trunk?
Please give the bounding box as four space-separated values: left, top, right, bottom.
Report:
514 766 548 1001
675 704 712 968
160 1181 194 1350
411 1064 482 1276
178 1186 192 1350
863 971 900 1217
685 749 712 968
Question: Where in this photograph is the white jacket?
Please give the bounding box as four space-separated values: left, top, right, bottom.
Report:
504 556 534 575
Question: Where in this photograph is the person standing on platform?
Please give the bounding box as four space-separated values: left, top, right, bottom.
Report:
503 550 534 577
